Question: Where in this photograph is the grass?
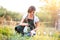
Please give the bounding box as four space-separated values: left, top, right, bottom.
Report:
0 25 60 40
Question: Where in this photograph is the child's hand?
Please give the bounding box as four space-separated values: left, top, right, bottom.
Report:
30 30 36 36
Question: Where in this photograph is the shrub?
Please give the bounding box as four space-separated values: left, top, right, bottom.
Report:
0 25 14 40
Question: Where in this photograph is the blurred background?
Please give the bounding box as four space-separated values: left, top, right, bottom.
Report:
0 0 60 40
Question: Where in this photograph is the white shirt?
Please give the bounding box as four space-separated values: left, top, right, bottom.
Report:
22 13 39 24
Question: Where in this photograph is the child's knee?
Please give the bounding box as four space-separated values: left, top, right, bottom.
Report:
15 26 20 32
15 25 24 33
15 27 17 31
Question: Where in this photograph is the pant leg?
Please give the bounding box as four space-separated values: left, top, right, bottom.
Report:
15 25 25 35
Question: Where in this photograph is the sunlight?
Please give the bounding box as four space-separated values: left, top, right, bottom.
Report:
0 0 46 13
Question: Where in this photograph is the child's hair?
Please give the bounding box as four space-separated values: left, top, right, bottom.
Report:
28 6 36 13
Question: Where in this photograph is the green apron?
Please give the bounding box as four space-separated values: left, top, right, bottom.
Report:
23 16 35 31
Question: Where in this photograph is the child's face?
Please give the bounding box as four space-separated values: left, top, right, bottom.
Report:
30 11 35 15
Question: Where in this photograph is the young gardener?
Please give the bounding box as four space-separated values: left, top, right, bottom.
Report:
15 6 40 36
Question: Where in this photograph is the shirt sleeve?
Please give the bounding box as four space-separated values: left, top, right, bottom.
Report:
34 16 39 23
22 14 27 19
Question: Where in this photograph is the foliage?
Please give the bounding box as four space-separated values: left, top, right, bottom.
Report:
9 27 60 40
0 25 60 40
0 6 22 21
0 25 14 40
